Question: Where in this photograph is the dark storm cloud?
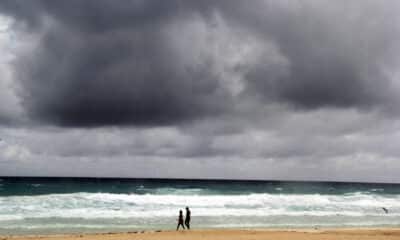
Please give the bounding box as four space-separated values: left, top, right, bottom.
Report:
0 0 399 127
19 25 228 126
1 0 230 126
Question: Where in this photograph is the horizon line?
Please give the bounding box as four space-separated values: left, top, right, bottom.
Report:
0 176 399 185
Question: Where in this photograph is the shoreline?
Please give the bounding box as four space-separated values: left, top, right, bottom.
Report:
2 226 400 236
2 228 400 240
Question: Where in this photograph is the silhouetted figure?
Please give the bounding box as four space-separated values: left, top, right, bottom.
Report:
185 206 191 229
176 210 185 230
382 207 389 214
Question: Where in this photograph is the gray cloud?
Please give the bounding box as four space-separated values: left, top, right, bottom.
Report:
0 0 399 127
0 14 24 126
1 0 233 126
226 1 400 111
1 109 400 182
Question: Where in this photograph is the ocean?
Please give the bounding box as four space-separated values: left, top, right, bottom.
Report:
0 177 399 235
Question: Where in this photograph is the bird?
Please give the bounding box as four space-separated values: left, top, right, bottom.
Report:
382 207 389 214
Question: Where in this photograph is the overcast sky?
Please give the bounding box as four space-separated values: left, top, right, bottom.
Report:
0 0 399 182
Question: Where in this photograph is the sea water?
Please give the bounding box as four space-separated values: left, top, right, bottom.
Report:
0 177 399 235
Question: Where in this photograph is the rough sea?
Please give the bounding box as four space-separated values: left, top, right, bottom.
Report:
0 177 399 235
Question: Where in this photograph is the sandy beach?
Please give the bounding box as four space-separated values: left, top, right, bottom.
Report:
3 229 400 240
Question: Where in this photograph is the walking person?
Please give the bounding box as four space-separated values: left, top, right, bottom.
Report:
176 210 185 230
185 206 191 229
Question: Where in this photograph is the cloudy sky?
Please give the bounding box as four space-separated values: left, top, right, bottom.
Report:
0 0 399 182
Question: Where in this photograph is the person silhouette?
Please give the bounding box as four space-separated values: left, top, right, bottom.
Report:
185 206 191 229
176 210 185 230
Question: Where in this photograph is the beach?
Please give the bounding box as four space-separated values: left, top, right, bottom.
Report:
1 0 400 237
3 229 400 240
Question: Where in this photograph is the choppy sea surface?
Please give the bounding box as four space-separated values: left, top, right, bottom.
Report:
0 177 399 235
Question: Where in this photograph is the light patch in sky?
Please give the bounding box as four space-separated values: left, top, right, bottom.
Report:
167 12 288 97
0 14 24 123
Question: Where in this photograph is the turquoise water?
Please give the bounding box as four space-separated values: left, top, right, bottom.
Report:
0 177 399 235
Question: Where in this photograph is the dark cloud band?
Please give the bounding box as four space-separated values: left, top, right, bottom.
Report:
1 0 399 127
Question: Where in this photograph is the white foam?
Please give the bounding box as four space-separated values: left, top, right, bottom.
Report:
0 192 400 230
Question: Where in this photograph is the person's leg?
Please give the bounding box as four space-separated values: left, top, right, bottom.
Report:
185 220 190 229
177 223 185 230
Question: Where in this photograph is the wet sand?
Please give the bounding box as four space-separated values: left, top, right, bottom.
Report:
3 229 400 240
